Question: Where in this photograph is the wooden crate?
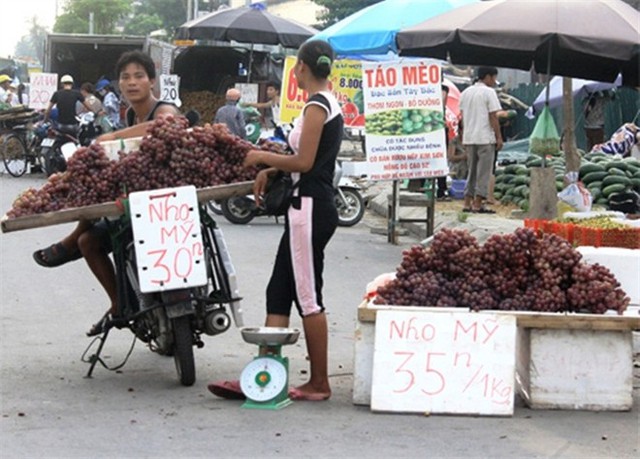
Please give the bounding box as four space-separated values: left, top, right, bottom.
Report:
354 301 640 410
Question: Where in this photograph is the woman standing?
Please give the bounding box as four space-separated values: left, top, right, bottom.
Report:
210 40 343 401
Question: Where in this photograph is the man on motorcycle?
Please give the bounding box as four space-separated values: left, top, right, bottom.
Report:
44 75 96 132
33 51 180 336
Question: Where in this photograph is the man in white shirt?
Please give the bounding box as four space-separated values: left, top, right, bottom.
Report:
459 66 503 213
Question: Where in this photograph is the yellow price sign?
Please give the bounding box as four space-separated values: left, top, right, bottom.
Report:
279 57 365 128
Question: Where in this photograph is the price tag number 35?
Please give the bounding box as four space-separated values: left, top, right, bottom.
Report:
392 351 446 396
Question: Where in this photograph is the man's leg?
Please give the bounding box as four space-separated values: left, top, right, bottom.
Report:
77 230 117 314
473 144 496 210
463 145 477 209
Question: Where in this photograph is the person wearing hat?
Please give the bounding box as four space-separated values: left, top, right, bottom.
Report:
44 74 96 130
0 74 13 105
95 79 121 130
214 87 246 139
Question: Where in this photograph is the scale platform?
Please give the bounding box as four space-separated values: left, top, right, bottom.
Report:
241 327 300 346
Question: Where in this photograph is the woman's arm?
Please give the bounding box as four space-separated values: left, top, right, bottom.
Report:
243 104 326 172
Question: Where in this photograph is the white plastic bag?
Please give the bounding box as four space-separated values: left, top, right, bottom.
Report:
557 171 592 212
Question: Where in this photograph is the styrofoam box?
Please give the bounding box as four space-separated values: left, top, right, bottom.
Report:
576 246 640 306
100 136 143 160
517 328 633 410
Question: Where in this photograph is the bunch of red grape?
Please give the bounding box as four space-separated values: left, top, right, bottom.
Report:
7 115 270 218
373 227 630 315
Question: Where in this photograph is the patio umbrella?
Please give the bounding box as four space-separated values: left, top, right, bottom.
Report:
396 0 640 86
312 0 479 56
175 4 318 48
525 74 623 119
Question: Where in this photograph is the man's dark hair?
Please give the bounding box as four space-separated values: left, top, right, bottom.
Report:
266 81 280 92
477 66 498 80
115 50 156 80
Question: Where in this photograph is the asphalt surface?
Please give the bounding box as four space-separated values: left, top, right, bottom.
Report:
0 173 638 458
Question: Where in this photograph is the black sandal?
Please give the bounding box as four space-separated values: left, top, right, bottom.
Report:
33 243 82 268
86 312 112 337
475 206 496 214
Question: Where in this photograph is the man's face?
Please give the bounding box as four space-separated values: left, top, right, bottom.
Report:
266 86 277 99
119 62 153 103
485 74 498 87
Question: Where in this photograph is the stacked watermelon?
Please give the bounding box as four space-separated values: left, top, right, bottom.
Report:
579 152 640 207
494 153 640 212
494 156 565 212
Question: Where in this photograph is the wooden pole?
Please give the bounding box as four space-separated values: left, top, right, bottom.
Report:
562 77 581 174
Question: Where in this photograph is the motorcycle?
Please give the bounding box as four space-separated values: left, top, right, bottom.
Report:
84 187 243 386
220 161 365 227
39 112 102 176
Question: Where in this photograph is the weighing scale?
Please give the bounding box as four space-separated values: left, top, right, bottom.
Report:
239 327 300 410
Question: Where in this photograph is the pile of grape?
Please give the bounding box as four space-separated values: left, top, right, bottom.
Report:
7 115 264 218
374 227 629 315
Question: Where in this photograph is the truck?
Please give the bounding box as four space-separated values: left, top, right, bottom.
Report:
44 33 146 83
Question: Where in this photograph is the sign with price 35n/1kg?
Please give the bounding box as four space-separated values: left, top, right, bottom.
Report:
371 310 516 415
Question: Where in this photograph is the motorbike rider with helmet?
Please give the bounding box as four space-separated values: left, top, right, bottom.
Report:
44 75 97 135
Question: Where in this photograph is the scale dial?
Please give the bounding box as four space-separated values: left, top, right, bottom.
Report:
240 357 288 402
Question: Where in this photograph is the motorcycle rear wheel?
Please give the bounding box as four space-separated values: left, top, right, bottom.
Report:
221 197 256 225
336 188 365 227
172 316 196 386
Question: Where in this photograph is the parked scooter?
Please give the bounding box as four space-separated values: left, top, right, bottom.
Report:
220 161 365 226
39 111 102 176
84 195 243 387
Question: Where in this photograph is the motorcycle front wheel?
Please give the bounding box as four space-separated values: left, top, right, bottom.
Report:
336 188 365 227
221 197 256 225
172 316 196 386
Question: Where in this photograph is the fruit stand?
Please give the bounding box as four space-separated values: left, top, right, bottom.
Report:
353 227 640 413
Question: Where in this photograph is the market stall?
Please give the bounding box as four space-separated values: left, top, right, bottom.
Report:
353 226 640 414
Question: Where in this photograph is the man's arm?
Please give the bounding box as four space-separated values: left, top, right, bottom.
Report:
43 101 54 122
489 111 503 151
98 104 180 141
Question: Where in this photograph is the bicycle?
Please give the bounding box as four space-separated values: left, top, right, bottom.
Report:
0 110 44 177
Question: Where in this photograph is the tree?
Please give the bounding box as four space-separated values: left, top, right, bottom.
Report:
13 17 48 64
53 0 132 35
314 0 381 28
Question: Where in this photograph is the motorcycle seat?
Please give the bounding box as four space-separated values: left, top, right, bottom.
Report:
57 123 79 136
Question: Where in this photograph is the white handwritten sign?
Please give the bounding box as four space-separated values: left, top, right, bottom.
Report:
235 83 258 105
371 310 516 415
361 60 449 182
129 186 207 293
29 73 58 110
159 74 181 107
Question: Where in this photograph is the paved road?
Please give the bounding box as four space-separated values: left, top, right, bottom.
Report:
0 173 638 458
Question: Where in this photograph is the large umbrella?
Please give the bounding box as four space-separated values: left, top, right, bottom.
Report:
175 4 318 48
525 74 622 119
396 0 640 86
312 0 479 56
